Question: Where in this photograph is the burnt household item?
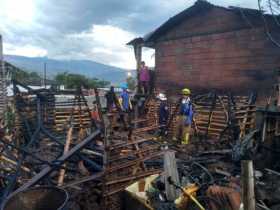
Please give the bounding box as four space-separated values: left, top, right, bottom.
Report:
1 186 69 210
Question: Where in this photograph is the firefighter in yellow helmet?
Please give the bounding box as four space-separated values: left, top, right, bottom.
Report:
173 88 193 144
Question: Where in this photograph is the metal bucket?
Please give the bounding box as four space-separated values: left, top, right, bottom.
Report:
2 186 69 210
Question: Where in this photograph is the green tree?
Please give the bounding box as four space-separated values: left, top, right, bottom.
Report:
126 76 136 90
55 71 68 85
88 78 110 88
55 72 110 89
11 68 42 85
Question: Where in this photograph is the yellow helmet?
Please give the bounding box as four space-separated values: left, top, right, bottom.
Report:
182 88 191 95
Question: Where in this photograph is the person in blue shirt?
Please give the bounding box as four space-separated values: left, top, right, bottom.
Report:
173 88 193 144
119 83 131 112
118 83 132 130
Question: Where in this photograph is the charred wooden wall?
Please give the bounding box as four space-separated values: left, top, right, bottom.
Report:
154 7 280 95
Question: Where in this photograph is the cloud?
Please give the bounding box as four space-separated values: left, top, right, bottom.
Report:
0 0 260 70
4 43 47 57
0 0 36 24
58 24 137 68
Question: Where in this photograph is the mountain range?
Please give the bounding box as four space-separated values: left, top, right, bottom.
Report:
4 55 135 84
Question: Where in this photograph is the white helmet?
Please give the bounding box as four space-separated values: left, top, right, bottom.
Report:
157 93 167 101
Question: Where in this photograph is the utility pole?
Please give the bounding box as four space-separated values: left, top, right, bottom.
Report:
44 62 47 88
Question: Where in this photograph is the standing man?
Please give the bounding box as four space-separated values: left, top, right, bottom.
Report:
157 93 169 137
139 61 150 94
119 83 131 112
105 86 115 112
119 83 132 130
173 88 194 145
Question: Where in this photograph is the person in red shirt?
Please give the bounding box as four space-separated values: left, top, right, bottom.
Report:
91 102 100 122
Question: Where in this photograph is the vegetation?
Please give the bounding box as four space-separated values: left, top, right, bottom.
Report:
126 76 136 90
9 62 110 89
11 67 42 85
55 72 110 89
5 104 15 134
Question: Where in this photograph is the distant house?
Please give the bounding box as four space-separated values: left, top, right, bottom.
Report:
129 0 280 95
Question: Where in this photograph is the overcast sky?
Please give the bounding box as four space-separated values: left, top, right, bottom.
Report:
0 0 259 69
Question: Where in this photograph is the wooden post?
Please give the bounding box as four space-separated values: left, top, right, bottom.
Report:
262 96 271 142
278 84 280 107
262 118 267 142
57 125 73 186
277 72 280 107
93 87 105 129
241 160 255 210
127 38 143 94
133 44 142 129
164 150 180 201
134 44 142 94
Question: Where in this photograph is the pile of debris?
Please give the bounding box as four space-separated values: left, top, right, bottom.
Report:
129 140 280 210
1 80 280 210
123 92 280 210
0 81 165 210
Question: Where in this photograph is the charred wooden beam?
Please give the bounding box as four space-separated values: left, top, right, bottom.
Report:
11 129 101 195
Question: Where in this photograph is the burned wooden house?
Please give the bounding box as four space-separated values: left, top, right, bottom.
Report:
129 0 280 95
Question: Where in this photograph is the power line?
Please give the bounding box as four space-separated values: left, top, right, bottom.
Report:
258 0 280 48
272 0 280 7
268 0 280 26
238 7 255 29
271 0 280 11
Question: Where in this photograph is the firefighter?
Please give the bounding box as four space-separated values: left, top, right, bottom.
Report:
157 93 169 137
173 88 193 144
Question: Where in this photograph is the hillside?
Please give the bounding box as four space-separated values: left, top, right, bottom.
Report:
4 55 135 84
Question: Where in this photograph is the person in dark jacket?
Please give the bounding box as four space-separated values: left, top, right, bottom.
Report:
105 86 115 112
157 93 169 137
